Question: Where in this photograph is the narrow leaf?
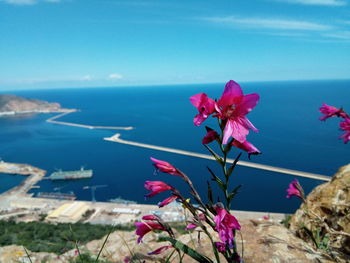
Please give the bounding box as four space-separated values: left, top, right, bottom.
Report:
204 144 223 164
227 152 242 177
228 184 242 202
159 236 213 263
207 181 214 205
207 166 225 191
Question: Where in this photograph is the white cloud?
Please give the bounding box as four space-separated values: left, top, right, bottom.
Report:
2 0 61 5
323 31 350 39
108 73 123 80
203 16 332 31
277 0 346 6
2 0 36 5
81 75 92 81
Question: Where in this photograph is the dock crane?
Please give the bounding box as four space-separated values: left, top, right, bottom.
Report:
83 185 107 202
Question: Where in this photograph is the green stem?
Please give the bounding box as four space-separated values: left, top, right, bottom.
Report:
95 228 113 263
202 227 221 263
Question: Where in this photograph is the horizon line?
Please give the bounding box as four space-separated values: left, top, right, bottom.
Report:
0 77 349 92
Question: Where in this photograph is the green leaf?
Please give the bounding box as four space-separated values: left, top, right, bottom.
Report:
226 152 242 177
228 184 242 202
204 144 223 164
207 181 214 205
159 236 213 263
207 166 225 191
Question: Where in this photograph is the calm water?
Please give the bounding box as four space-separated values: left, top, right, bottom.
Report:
0 80 349 213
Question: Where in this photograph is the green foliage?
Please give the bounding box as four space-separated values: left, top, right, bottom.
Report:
281 214 292 228
68 252 113 263
302 225 330 251
159 236 213 263
0 220 135 254
167 222 188 235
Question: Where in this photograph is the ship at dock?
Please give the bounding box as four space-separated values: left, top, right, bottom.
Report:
49 167 93 180
37 191 76 200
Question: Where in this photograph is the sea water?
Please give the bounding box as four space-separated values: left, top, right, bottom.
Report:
0 79 349 213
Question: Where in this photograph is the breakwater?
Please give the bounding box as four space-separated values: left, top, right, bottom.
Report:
104 133 331 181
0 161 46 197
46 110 134 130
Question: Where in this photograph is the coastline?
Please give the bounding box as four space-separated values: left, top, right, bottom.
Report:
0 108 74 117
0 161 286 225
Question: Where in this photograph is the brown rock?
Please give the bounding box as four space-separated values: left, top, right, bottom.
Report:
289 163 350 261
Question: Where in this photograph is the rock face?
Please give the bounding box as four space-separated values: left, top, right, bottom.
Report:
290 163 350 261
0 220 338 263
0 94 62 114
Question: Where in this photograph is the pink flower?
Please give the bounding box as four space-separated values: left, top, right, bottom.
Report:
202 127 219 144
144 181 173 198
215 242 226 253
216 80 259 144
185 213 206 229
135 221 165 243
148 245 173 255
340 118 350 144
150 157 181 176
319 103 347 121
142 214 159 221
158 195 178 207
232 140 261 159
286 179 303 199
185 223 198 230
214 206 241 246
190 93 216 126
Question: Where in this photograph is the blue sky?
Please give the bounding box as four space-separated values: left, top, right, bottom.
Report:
0 0 349 90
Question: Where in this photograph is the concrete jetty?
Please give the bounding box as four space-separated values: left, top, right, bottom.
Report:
104 133 331 181
46 110 134 130
0 161 46 197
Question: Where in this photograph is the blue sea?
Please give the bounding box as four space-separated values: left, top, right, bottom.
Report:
0 80 349 213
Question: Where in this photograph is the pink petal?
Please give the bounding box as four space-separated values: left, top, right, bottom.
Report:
158 195 177 207
229 119 250 143
142 214 159 221
194 113 206 126
236 93 260 116
232 140 261 155
189 93 205 108
222 120 234 144
185 223 198 230
202 129 219 144
240 116 258 133
148 245 172 255
218 80 243 107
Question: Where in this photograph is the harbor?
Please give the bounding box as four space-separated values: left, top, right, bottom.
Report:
0 160 286 225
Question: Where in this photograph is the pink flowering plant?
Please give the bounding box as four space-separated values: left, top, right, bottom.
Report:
319 103 350 143
133 80 261 263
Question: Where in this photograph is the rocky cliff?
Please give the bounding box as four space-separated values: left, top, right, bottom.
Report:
289 163 350 262
0 94 63 114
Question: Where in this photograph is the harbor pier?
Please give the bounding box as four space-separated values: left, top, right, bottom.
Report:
46 110 134 130
0 161 46 197
104 133 331 181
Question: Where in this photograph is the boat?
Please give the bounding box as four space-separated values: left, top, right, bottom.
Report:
37 191 76 200
49 167 93 180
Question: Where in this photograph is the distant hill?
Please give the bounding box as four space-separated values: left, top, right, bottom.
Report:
0 94 64 114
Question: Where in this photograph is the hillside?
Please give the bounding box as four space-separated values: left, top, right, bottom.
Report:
0 94 63 114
